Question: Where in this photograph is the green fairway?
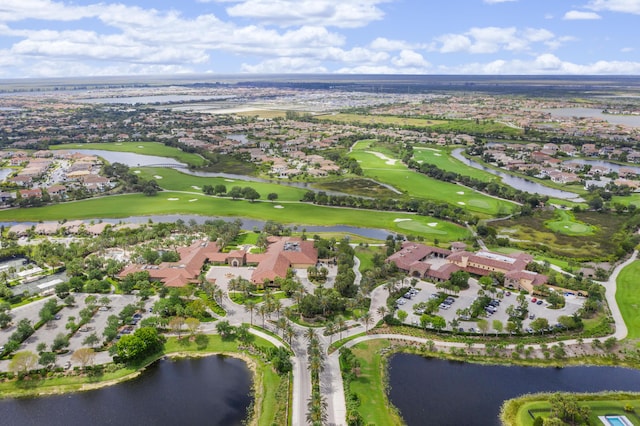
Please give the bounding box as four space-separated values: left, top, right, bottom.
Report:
616 260 640 339
545 209 597 236
50 142 207 167
351 140 516 217
135 167 308 202
0 192 470 241
412 146 496 182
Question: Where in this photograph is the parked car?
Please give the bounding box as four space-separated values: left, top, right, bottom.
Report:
536 300 543 305
531 297 537 303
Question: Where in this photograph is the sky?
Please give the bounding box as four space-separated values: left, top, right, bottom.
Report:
0 0 640 78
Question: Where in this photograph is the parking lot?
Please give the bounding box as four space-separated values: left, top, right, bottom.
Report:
0 294 151 370
395 278 584 334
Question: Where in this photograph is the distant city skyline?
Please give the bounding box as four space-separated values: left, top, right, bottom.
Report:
1 0 639 78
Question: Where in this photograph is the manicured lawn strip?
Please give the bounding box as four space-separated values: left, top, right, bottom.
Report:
135 167 309 202
350 140 516 216
355 245 386 274
430 119 523 137
616 261 640 339
49 142 207 167
0 192 470 241
412 146 496 182
504 393 640 426
315 113 445 127
348 339 404 425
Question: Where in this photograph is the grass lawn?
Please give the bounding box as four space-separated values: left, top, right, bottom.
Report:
315 113 446 127
350 140 516 217
49 142 207 167
135 167 308 202
0 192 470 241
616 261 640 339
355 245 386 274
544 209 597 236
349 339 404 425
514 395 640 426
412 146 496 182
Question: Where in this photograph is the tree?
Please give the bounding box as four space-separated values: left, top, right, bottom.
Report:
361 311 373 332
72 348 96 368
0 302 12 328
39 351 56 369
492 319 503 336
9 351 38 374
531 317 550 335
216 320 235 339
547 393 591 425
267 192 278 202
169 316 185 339
397 310 408 323
477 319 489 336
245 300 257 325
185 317 201 337
51 333 70 352
83 332 101 348
242 186 260 202
450 271 471 289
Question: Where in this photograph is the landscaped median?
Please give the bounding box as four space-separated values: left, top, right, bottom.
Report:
0 334 288 426
500 392 640 426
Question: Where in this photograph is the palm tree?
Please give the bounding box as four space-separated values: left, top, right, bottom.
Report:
361 311 373 332
336 315 346 341
275 317 287 338
258 304 267 328
376 305 388 319
284 324 297 345
244 300 256 325
324 321 335 344
304 328 318 343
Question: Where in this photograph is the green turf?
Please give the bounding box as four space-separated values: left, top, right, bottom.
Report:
545 209 597 236
616 261 640 340
412 146 496 182
135 167 308 202
50 142 207 167
516 397 640 426
350 140 516 217
349 340 404 425
0 192 470 241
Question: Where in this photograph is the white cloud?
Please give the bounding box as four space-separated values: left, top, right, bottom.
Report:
241 57 327 73
621 47 635 52
588 0 640 14
217 0 389 28
436 54 640 75
563 10 602 19
370 37 415 51
434 26 569 54
391 50 430 68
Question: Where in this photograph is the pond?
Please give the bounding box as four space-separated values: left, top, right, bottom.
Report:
0 356 252 426
543 107 640 128
451 149 584 202
388 354 640 426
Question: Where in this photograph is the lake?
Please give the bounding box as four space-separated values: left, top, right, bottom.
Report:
388 354 640 426
451 149 584 201
543 107 640 127
0 356 252 426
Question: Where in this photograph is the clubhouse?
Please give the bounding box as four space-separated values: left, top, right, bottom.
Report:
387 242 547 293
118 236 318 288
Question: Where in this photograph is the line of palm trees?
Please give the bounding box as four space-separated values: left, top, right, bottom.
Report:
305 329 327 426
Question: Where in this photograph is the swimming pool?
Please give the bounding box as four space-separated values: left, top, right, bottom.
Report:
600 415 633 426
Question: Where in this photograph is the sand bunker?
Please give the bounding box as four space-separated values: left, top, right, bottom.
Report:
191 185 201 190
457 191 464 195
434 153 442 156
428 223 438 227
225 179 235 182
394 218 412 222
133 170 141 174
167 198 179 201
274 205 284 209
365 151 398 166
189 199 198 202
458 201 466 205
137 145 144 148
153 175 163 179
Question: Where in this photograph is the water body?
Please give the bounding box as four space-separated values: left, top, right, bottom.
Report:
388 354 640 426
0 168 13 182
77 94 233 105
226 134 251 144
564 158 640 174
68 149 364 197
543 107 640 127
0 356 252 426
451 149 584 201
0 215 394 241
